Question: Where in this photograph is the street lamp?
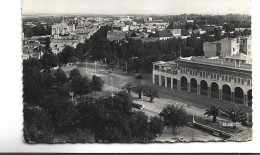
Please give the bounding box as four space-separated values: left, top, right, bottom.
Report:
111 77 114 97
69 91 74 103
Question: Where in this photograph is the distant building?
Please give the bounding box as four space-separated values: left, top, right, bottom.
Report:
220 38 240 56
52 20 75 39
76 32 91 43
121 25 129 32
203 42 221 57
159 29 174 40
239 36 252 56
202 25 216 32
224 53 252 64
50 39 79 54
235 28 251 32
166 22 182 37
107 31 125 41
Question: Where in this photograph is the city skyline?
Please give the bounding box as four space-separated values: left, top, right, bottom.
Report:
22 0 251 16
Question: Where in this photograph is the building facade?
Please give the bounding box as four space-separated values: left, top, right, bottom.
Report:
220 38 240 56
203 42 221 57
152 57 252 106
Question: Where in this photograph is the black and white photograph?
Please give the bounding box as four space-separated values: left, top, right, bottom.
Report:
21 0 253 144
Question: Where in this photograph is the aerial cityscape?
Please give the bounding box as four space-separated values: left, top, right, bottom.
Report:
22 0 252 143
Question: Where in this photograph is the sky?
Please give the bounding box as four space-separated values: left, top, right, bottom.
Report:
22 0 251 15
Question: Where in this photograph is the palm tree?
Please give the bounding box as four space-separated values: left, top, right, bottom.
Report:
133 84 144 99
221 106 247 129
204 106 221 123
122 82 134 93
144 89 159 102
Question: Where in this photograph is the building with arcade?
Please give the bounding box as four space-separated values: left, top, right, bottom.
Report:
152 56 252 106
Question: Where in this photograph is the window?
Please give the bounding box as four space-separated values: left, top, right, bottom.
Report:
214 74 216 79
200 72 202 77
203 72 205 77
229 77 231 82
225 76 228 81
190 70 192 75
217 75 219 80
233 48 235 51
222 75 224 81
234 77 237 83
241 79 244 85
247 80 251 86
211 74 213 79
238 78 240 83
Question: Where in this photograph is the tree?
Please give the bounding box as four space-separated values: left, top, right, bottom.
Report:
23 105 54 143
40 95 77 131
65 128 95 143
149 116 163 137
133 84 144 99
129 111 150 142
204 106 221 123
55 68 67 85
41 51 59 69
55 86 70 99
107 57 118 71
144 89 159 102
159 105 188 134
69 68 81 81
43 72 56 90
44 37 51 51
91 75 104 94
71 75 92 97
131 58 143 73
122 82 134 93
113 91 133 114
221 106 247 129
23 58 43 105
58 46 76 64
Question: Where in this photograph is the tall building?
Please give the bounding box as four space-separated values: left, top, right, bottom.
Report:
51 20 75 39
220 38 240 56
152 56 252 106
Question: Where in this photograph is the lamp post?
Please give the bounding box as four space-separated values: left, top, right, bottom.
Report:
111 77 114 97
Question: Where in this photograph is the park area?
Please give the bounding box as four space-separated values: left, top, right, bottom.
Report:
61 61 252 142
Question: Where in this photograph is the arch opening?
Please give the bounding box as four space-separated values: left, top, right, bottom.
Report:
200 80 208 96
222 85 231 102
190 78 197 93
248 89 252 107
234 87 244 104
211 82 219 98
181 76 188 91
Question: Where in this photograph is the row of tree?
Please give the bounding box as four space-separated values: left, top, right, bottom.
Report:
122 82 159 102
204 105 252 129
